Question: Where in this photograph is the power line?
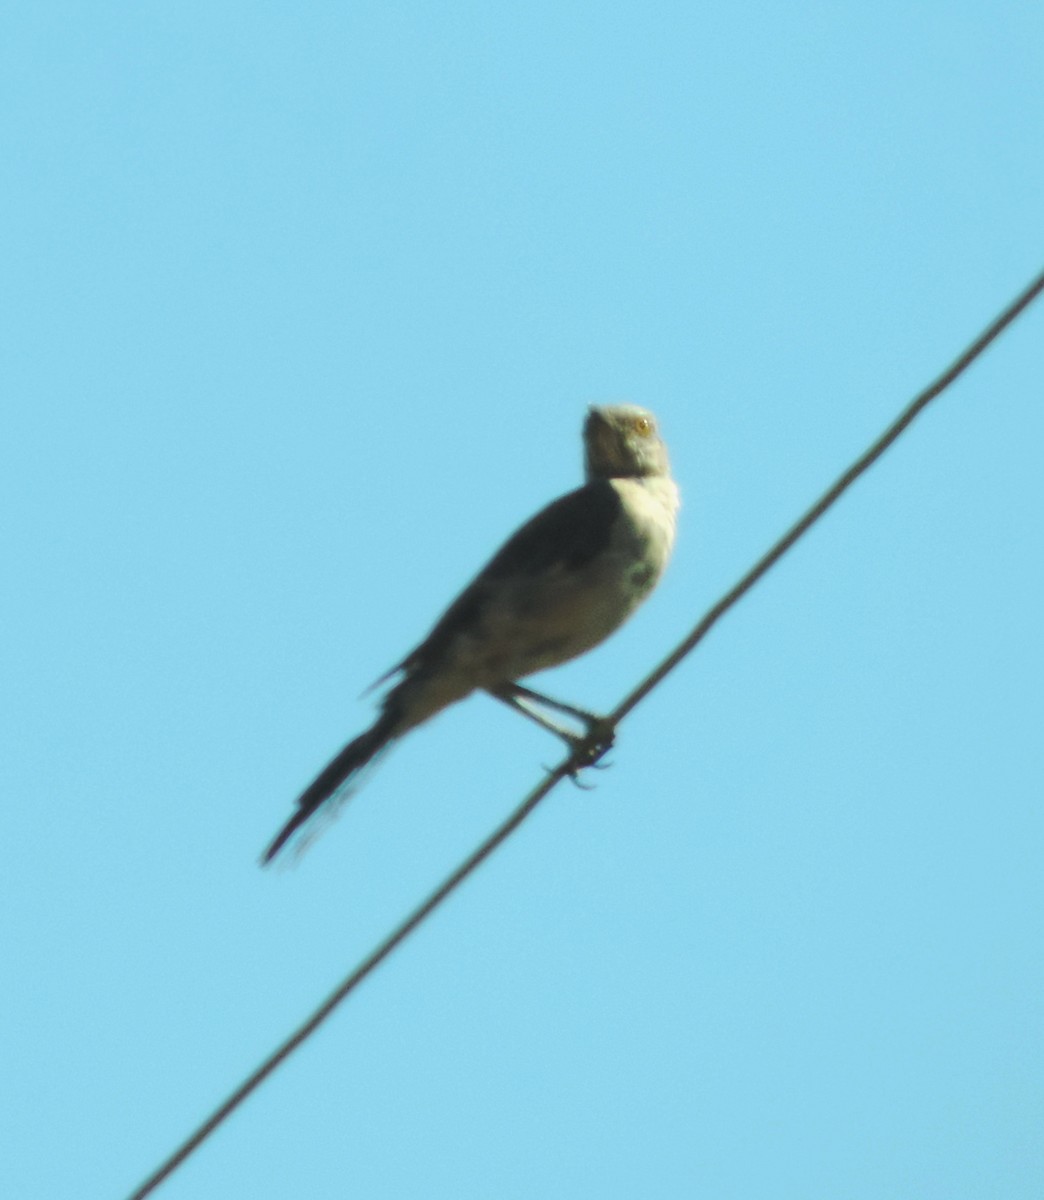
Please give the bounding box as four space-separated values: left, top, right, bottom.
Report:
612 266 1044 725
125 267 1044 1200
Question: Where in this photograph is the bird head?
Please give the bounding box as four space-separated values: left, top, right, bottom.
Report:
583 405 671 481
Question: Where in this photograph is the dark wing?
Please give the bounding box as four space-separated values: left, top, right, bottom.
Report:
389 480 622 676
480 479 621 578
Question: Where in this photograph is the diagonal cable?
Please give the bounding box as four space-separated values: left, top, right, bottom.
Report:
125 266 1044 1200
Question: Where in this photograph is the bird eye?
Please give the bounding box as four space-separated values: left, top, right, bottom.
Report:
633 416 653 437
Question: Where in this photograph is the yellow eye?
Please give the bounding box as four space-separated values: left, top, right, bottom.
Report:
633 415 652 437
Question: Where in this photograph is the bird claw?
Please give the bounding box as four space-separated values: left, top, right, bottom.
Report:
566 769 598 791
563 719 616 779
541 714 615 789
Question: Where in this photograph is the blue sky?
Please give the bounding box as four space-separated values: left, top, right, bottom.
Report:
3 3 1043 1197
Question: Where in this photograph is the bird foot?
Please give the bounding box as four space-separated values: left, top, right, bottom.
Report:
565 716 616 773
540 715 616 787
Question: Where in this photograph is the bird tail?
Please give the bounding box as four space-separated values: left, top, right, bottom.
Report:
261 708 400 864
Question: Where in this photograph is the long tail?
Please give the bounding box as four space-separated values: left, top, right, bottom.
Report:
262 708 400 864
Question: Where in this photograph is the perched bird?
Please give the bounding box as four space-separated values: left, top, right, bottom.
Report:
263 404 679 863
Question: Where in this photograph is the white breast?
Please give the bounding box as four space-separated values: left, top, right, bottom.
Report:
610 475 680 590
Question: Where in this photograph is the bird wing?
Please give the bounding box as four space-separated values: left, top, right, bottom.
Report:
378 480 622 680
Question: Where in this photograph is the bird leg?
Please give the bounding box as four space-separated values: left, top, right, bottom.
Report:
498 681 607 726
488 681 616 768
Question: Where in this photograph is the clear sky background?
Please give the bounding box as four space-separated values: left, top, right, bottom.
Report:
3 3 1043 1198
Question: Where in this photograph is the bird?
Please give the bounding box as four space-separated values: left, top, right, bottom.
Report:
262 403 680 863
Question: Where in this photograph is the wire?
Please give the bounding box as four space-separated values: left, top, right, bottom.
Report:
612 266 1044 725
125 267 1044 1200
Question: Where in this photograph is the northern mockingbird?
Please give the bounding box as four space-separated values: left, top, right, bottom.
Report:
263 404 679 862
